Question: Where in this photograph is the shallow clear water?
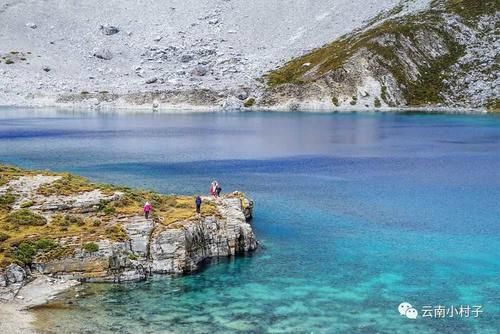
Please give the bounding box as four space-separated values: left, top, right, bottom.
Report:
1 109 499 333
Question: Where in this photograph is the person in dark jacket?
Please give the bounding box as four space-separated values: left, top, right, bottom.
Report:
215 184 222 197
195 195 202 214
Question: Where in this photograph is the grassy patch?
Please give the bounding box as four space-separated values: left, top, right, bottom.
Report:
6 209 47 226
83 242 99 253
38 174 95 196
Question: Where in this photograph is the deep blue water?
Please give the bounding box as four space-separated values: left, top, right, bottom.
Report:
1 108 499 333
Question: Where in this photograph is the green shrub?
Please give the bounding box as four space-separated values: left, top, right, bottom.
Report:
20 200 34 208
34 238 57 251
0 193 16 211
83 242 99 253
243 98 256 108
102 205 116 215
65 214 85 226
12 239 57 265
0 232 10 242
331 96 340 107
374 97 382 108
6 209 47 226
13 242 37 264
128 253 138 261
5 59 14 65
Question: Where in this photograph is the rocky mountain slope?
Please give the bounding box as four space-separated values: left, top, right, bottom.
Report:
263 0 499 111
0 165 257 301
0 0 407 108
0 0 497 111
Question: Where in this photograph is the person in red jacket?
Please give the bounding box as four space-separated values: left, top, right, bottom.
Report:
143 201 152 219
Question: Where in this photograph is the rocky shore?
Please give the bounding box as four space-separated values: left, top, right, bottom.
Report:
0 164 257 332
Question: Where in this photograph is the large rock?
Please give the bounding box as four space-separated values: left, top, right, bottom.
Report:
93 48 113 60
5 264 26 284
150 196 257 274
123 217 154 258
0 264 28 301
34 240 146 282
100 24 119 35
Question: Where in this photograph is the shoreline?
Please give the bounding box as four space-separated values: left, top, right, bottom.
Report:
0 101 492 115
0 276 79 334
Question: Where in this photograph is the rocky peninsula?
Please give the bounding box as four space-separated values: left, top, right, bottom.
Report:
0 164 257 332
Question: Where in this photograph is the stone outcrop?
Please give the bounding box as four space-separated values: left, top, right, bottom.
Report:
0 264 29 301
0 167 257 299
29 195 256 282
150 197 257 274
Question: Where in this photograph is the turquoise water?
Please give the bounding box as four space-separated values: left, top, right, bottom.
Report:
0 109 499 333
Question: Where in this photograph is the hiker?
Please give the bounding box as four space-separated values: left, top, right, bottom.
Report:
209 181 217 197
143 201 152 219
195 195 202 214
215 184 222 197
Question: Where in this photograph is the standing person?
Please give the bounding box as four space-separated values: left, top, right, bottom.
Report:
216 183 222 197
209 181 217 197
143 201 152 219
195 195 202 214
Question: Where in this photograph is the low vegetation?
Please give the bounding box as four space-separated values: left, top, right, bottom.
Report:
6 209 47 226
10 238 58 265
38 173 98 196
266 0 498 107
83 242 99 253
0 193 16 211
244 98 256 108
440 0 499 25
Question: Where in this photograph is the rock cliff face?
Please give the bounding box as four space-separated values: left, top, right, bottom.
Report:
0 165 257 300
263 0 499 111
32 196 256 282
150 197 255 274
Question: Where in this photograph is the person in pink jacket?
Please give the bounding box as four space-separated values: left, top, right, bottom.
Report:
143 201 152 219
